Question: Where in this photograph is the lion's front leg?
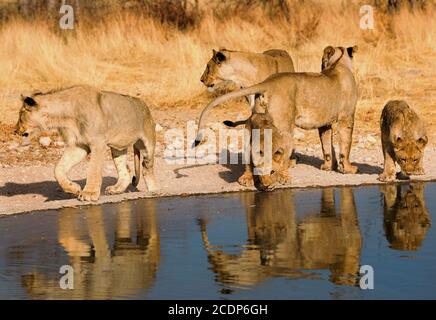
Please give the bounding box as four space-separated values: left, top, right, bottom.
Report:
105 148 131 195
238 164 255 187
55 146 88 196
272 168 292 185
79 144 105 202
378 146 396 182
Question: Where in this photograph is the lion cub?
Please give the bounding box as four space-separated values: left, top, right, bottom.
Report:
379 100 428 182
15 85 158 201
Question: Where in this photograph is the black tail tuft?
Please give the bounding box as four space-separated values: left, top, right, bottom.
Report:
223 120 236 127
193 139 201 148
132 176 139 187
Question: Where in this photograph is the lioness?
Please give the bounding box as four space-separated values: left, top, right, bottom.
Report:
200 48 295 108
241 110 293 189
195 46 359 188
379 100 428 182
15 85 158 201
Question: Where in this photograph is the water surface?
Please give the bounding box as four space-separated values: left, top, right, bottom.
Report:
0 182 435 299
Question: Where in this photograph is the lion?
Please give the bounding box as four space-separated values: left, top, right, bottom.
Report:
21 201 160 299
15 85 158 201
197 187 361 288
381 183 431 251
379 100 428 182
195 46 359 189
200 48 295 109
240 110 293 189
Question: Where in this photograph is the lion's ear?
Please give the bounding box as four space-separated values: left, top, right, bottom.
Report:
323 46 335 57
417 135 428 147
23 97 37 107
347 45 358 58
213 50 227 64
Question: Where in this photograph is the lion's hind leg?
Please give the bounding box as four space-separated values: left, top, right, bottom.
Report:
137 139 158 192
318 125 337 171
55 146 88 196
337 118 358 174
105 148 131 195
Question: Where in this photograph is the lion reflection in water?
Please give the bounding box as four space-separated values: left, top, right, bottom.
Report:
381 183 431 251
21 201 160 299
198 188 362 289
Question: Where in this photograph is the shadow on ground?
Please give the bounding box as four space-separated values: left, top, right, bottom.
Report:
295 153 382 175
0 177 140 202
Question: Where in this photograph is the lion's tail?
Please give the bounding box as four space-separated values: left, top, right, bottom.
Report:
223 119 249 128
132 145 142 187
193 83 267 147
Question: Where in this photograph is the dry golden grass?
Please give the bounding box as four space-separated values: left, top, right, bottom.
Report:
0 1 435 141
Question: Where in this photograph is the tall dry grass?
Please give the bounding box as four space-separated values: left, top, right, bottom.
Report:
0 0 435 130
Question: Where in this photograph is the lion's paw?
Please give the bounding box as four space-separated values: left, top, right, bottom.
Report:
339 164 359 174
238 173 254 187
105 185 126 195
61 182 82 196
78 190 100 202
378 172 395 182
273 171 292 185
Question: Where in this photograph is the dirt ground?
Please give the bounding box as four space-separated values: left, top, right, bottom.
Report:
2 103 436 216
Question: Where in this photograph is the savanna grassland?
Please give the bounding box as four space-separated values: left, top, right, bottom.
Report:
0 0 435 166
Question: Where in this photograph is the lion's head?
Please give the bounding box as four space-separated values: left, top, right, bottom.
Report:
393 135 428 176
200 49 238 91
321 45 358 72
15 96 43 138
249 113 291 190
384 184 431 251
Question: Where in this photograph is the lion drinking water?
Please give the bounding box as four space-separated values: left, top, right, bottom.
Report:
379 100 428 182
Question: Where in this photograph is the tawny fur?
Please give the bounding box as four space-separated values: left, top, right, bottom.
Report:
16 85 158 202
380 183 431 251
198 188 361 286
196 46 359 188
379 100 428 182
200 48 295 109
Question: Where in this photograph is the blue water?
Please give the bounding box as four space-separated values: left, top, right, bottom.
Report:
0 182 435 299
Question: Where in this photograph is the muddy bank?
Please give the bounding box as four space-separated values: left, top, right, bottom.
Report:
2 146 436 215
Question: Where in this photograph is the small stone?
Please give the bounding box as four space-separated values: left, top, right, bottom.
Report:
39 136 52 147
